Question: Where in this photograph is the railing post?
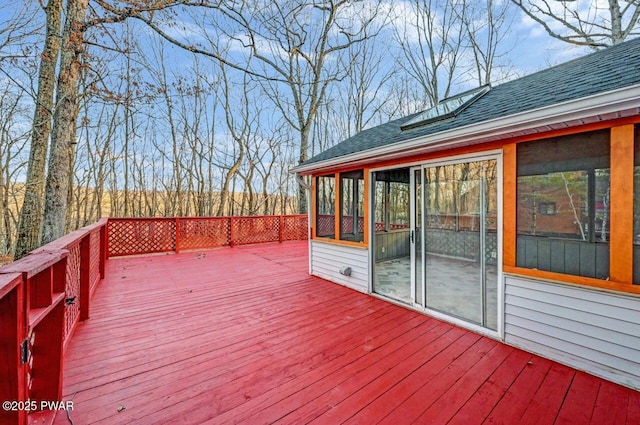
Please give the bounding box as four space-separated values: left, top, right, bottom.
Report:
100 221 107 278
229 217 234 247
279 216 284 243
175 218 181 254
80 235 91 321
0 274 26 425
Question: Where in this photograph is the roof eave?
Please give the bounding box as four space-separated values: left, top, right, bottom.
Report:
291 83 640 175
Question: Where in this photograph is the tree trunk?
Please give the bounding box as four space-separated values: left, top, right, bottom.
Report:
14 0 63 259
41 0 88 244
298 127 310 214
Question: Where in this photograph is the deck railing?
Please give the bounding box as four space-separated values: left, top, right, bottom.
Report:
0 215 308 425
107 215 308 257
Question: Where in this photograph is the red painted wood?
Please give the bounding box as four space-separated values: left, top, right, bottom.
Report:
31 301 65 402
628 391 640 424
0 250 67 279
212 321 448 425
306 323 463 425
555 371 600 425
519 362 575 425
29 270 53 310
99 222 107 279
175 218 181 253
257 324 460 425
80 236 91 321
591 379 631 425
0 274 25 425
51 258 66 294
413 341 516 424
445 348 533 425
376 333 489 425
50 241 640 425
483 356 555 424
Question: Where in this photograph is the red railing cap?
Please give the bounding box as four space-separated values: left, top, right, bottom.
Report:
79 218 108 232
35 228 92 251
0 272 22 299
0 249 68 279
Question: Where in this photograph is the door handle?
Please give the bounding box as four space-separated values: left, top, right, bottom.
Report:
411 230 414 243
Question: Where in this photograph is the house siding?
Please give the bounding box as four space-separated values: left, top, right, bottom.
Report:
311 240 369 293
504 275 640 390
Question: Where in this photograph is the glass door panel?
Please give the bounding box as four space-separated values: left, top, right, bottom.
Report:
411 168 423 306
422 160 498 330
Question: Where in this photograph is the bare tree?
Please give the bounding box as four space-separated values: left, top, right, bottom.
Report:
137 0 384 213
215 60 250 216
459 0 516 85
0 87 29 258
393 0 466 107
338 35 397 137
41 0 90 244
511 0 640 49
0 1 41 64
14 0 63 258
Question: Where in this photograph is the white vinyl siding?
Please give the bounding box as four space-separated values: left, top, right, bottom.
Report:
310 240 369 293
504 275 640 390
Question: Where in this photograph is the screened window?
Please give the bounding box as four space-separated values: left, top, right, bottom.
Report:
373 169 410 232
517 130 610 279
340 170 364 242
316 175 335 238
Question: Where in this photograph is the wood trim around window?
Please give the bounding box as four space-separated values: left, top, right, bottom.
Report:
610 124 635 284
334 173 341 240
503 143 516 268
363 168 370 246
311 176 317 239
311 171 368 248
504 265 640 295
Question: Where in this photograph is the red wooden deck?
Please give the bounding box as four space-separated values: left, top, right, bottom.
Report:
54 241 639 425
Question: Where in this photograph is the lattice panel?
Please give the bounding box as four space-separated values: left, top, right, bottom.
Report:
374 221 409 232
390 223 409 230
231 216 280 246
178 218 230 250
90 230 101 293
109 219 176 257
25 328 35 393
342 215 354 233
64 242 81 344
281 215 308 241
316 214 335 237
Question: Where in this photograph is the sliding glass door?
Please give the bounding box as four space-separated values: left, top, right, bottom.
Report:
411 158 498 330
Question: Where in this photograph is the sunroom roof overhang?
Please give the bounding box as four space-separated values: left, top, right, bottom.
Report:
292 84 640 175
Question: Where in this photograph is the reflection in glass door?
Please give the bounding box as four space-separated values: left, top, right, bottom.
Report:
410 168 423 306
418 159 498 330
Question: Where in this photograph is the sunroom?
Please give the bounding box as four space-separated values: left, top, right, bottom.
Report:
292 38 640 390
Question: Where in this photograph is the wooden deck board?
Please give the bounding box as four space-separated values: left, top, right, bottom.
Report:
53 241 640 425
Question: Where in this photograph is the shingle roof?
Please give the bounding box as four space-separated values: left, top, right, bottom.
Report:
304 37 640 166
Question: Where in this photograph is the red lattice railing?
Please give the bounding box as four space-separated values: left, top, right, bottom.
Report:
177 217 230 250
89 229 101 295
108 218 176 257
0 218 108 425
281 215 308 241
108 215 309 257
63 242 81 343
316 214 335 237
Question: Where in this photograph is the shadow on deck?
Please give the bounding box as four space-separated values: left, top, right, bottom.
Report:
55 241 639 425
